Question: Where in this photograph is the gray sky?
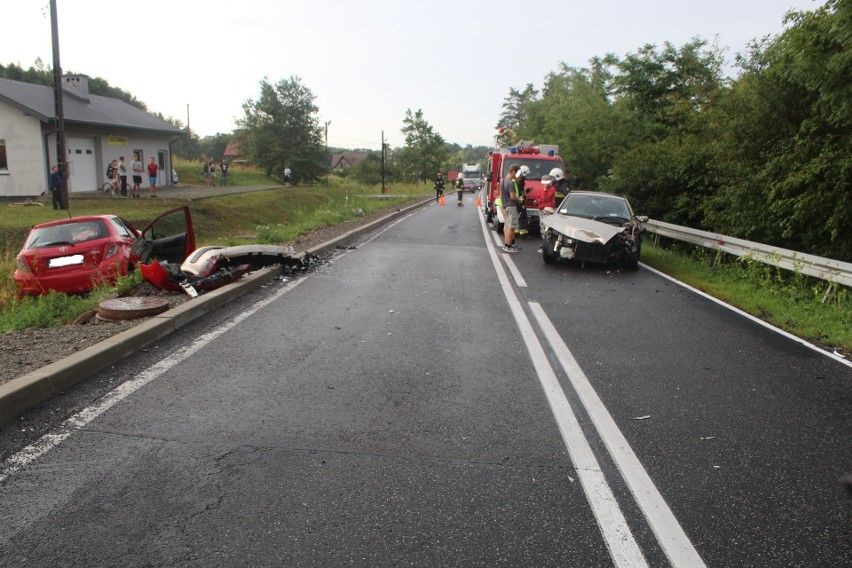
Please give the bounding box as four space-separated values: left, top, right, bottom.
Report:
3 0 825 150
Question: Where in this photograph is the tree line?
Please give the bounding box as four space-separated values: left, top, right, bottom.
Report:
499 0 850 261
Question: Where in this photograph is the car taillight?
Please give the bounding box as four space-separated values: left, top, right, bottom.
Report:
15 255 31 272
104 244 120 259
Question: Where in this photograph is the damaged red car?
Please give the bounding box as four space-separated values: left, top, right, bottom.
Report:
14 207 195 296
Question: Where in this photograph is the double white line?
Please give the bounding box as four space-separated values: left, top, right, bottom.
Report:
483 216 706 568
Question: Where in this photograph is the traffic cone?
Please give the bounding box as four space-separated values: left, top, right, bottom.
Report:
439 194 445 206
475 194 481 207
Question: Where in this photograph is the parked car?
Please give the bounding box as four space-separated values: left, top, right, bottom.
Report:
14 207 195 296
539 191 647 270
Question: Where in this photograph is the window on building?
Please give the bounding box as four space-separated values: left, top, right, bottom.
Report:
0 139 8 172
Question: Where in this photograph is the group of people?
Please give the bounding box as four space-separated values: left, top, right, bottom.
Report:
432 165 568 252
433 171 466 206
499 164 567 252
105 154 160 198
203 158 230 187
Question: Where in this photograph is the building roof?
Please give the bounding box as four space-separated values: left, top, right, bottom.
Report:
331 152 369 169
0 77 182 135
223 142 241 157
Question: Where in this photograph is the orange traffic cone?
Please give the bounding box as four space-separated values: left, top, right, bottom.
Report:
439 194 445 206
475 194 481 207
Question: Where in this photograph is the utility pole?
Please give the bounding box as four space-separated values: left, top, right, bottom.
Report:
381 131 386 194
324 121 331 186
50 0 68 210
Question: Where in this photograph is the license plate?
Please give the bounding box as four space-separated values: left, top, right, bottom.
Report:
527 209 540 217
48 254 84 268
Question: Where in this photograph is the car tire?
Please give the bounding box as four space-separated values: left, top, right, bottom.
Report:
542 232 558 264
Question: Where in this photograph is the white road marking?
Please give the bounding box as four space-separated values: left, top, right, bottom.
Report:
503 256 527 287
529 302 707 568
641 263 852 370
0 277 307 484
478 214 649 568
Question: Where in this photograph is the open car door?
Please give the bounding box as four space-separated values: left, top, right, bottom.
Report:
132 206 196 265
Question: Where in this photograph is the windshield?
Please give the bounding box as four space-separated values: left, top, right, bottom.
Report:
559 194 632 220
25 220 109 248
501 158 560 181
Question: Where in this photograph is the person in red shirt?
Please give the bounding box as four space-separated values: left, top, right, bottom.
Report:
535 174 556 210
146 157 159 198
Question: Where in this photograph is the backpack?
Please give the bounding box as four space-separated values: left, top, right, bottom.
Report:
106 164 116 179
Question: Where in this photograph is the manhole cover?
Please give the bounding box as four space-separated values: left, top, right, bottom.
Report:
97 296 170 321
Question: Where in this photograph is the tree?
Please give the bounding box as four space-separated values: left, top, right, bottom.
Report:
707 0 852 259
237 76 326 182
396 109 446 183
496 84 539 133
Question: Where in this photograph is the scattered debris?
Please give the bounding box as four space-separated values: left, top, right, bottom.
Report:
630 415 651 421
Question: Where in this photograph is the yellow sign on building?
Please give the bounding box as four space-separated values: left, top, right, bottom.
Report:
108 135 128 146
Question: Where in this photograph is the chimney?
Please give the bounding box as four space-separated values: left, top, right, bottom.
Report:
63 75 90 102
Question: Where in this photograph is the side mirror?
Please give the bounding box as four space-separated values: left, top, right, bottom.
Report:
637 215 649 223
486 174 493 182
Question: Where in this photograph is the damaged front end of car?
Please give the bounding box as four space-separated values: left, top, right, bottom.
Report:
141 244 315 297
541 215 646 270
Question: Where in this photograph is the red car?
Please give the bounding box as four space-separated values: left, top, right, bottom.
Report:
14 207 195 296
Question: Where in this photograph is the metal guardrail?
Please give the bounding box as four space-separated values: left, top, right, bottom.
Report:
643 219 852 289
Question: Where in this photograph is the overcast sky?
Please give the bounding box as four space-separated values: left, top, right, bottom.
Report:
3 0 825 150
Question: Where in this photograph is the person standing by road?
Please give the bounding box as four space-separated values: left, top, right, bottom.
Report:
220 160 229 186
147 157 159 198
434 171 444 202
130 154 143 198
283 166 292 185
48 165 63 210
118 156 128 197
500 164 521 252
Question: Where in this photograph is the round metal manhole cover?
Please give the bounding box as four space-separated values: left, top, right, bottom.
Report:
97 296 171 321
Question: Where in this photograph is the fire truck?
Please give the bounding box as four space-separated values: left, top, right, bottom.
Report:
480 140 566 233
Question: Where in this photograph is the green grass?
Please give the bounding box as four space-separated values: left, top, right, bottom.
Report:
642 242 852 353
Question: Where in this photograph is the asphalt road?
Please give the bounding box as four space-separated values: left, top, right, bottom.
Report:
0 194 850 567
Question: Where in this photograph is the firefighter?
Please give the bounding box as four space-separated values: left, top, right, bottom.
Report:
515 165 531 238
434 172 445 202
455 174 464 205
550 167 570 202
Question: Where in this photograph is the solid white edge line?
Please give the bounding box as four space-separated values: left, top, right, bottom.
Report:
640 263 852 370
478 213 648 568
529 302 707 568
0 277 308 484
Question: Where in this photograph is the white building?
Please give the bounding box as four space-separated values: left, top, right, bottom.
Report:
0 75 182 198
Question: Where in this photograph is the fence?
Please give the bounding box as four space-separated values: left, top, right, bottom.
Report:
643 219 852 289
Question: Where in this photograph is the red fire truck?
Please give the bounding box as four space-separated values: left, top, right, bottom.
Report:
480 141 566 233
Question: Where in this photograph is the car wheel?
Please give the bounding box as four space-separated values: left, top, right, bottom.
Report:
542 232 558 264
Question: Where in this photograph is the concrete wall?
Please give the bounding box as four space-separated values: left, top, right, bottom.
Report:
0 103 48 198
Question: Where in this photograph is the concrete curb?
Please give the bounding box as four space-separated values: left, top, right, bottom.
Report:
0 197 432 425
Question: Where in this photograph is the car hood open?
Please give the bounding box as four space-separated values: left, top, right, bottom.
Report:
540 215 627 244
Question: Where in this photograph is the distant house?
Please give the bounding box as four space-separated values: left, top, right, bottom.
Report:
331 151 369 172
0 75 182 198
223 142 244 164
